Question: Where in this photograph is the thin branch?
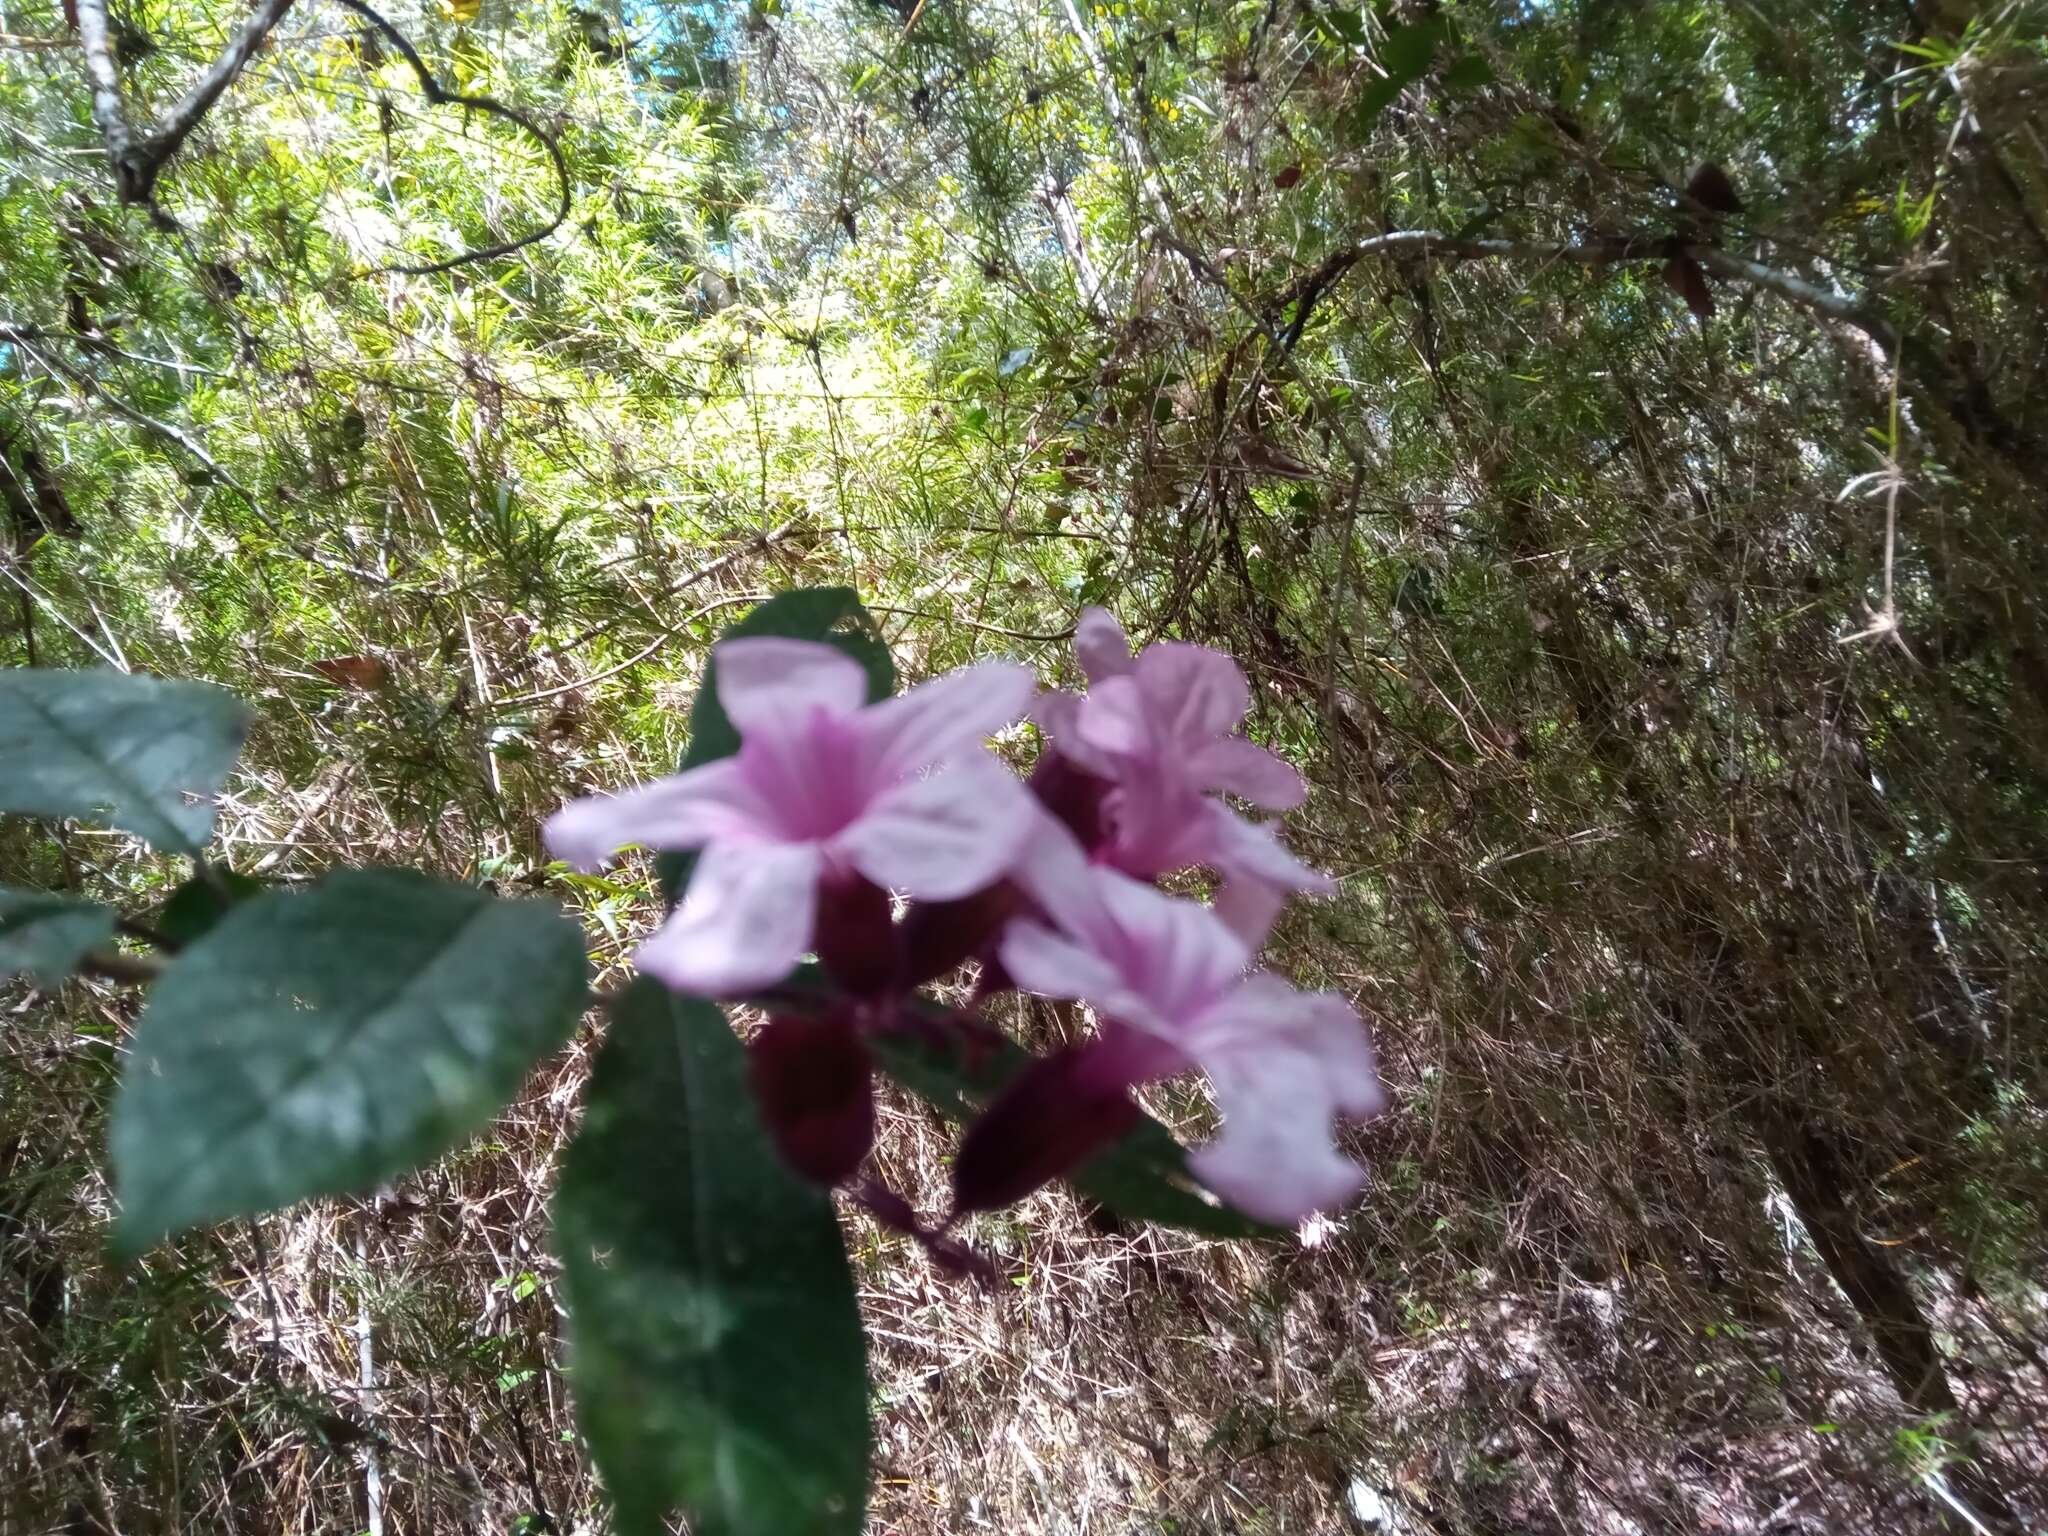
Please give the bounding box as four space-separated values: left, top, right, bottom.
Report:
14 334 396 587
75 0 297 211
1692 246 1900 355
78 948 165 986
485 518 802 691
1055 0 1382 482
0 563 123 668
142 0 297 195
863 605 1077 643
331 0 573 276
491 593 767 710
353 1218 385 1536
72 0 137 199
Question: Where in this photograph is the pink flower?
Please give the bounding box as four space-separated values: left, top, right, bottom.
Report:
546 638 1038 995
1001 832 1384 1224
1038 607 1331 941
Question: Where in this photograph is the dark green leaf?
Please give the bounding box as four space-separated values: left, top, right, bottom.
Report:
870 1028 1275 1239
555 980 868 1536
1443 53 1494 91
0 885 117 985
1350 18 1447 135
1305 6 1366 48
658 588 894 902
111 869 589 1255
0 669 250 855
153 869 267 947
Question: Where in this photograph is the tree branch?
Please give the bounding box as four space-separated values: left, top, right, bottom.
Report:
1254 223 2048 490
72 0 136 197
12 333 397 587
75 0 297 212
331 0 573 276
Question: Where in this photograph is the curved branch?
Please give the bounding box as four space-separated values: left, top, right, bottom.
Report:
331 0 573 276
75 0 297 212
13 334 396 588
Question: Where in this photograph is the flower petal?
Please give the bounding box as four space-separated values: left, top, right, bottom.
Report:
1211 875 1290 951
833 753 1032 900
1190 736 1308 810
999 916 1130 1007
1072 675 1152 760
858 661 1038 782
1184 977 1383 1224
1073 606 1134 682
1201 803 1335 897
1093 871 1250 1015
1198 976 1387 1119
543 758 775 871
636 839 821 995
1134 641 1251 741
951 1044 1139 1214
747 1011 875 1187
713 636 869 741
1034 689 1119 780
1007 810 1104 923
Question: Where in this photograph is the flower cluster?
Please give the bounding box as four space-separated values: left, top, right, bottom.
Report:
546 610 1384 1228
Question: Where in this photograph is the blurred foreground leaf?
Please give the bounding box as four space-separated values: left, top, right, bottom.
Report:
112 869 588 1253
0 886 117 985
555 979 869 1536
0 669 249 855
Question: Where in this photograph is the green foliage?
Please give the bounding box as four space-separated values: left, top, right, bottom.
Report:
111 869 588 1254
554 979 868 1536
0 885 116 983
0 670 249 855
151 868 267 946
1352 17 1448 134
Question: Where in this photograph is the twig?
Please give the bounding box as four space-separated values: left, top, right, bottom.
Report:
1265 231 2045 483
0 563 123 668
863 605 1076 643
75 0 298 212
13 586 32 667
353 1218 385 1536
78 948 165 985
498 1394 559 1533
491 592 768 709
246 1221 286 1375
331 0 572 276
484 519 801 692
13 333 394 587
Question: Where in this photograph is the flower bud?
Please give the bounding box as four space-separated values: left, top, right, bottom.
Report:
812 872 898 997
898 879 1020 988
747 1011 875 1187
952 1045 1138 1214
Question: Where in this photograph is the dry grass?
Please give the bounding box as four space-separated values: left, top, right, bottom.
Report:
7 555 2048 1534
5 955 2043 1536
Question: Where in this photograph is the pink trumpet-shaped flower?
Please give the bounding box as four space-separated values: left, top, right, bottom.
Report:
546 638 1038 995
1002 831 1384 1224
1038 607 1332 941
